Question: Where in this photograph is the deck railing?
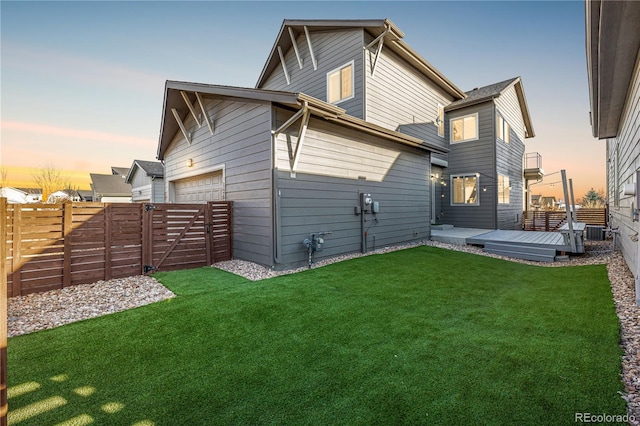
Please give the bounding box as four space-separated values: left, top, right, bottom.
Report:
522 208 607 231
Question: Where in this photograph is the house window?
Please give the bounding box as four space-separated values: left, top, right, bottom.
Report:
451 113 478 143
327 62 354 104
497 113 510 143
437 104 445 137
451 174 479 205
498 174 510 204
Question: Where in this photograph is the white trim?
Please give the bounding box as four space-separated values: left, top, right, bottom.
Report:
277 46 290 85
498 173 510 204
437 103 445 138
180 91 201 127
171 108 191 145
450 173 480 206
450 112 479 144
195 92 214 135
496 112 510 144
288 27 304 69
303 26 317 70
326 60 355 105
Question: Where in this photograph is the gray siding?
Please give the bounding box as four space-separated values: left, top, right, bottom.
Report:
495 86 526 229
151 179 164 203
608 55 640 279
260 29 365 119
440 102 497 229
365 35 453 154
496 131 525 230
130 168 152 202
273 108 431 268
163 97 273 266
495 85 526 142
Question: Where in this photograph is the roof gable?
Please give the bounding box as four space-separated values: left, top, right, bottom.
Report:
90 173 132 196
255 18 465 100
125 160 164 183
446 77 535 138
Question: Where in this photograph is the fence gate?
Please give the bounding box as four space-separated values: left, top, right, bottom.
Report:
142 202 232 273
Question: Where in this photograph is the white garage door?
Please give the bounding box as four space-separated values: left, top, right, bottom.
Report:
174 171 224 203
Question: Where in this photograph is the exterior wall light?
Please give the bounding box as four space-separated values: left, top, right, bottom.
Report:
186 159 193 167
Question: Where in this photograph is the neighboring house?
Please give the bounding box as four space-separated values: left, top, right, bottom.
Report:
125 160 165 203
540 196 557 210
90 173 132 202
586 1 640 288
1 187 28 203
77 190 93 202
157 18 536 268
47 189 82 203
18 187 43 203
111 166 130 176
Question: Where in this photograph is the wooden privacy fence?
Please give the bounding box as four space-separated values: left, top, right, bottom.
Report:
522 208 607 231
2 199 233 297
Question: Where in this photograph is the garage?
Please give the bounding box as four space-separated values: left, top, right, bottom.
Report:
173 171 224 203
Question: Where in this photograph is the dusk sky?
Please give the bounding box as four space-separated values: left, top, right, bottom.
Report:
1 1 603 200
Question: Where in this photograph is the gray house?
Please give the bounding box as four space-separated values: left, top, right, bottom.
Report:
90 173 132 203
437 77 535 229
157 18 536 268
125 160 165 203
586 1 640 294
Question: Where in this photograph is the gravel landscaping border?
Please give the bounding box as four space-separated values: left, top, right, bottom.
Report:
7 238 639 422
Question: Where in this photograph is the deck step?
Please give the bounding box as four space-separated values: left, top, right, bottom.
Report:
483 242 557 262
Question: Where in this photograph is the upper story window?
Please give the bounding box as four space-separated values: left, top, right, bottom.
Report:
497 113 510 143
437 104 444 138
451 173 479 205
327 61 354 104
451 113 478 143
498 174 510 204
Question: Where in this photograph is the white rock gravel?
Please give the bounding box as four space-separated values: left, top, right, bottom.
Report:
8 276 175 338
7 238 640 422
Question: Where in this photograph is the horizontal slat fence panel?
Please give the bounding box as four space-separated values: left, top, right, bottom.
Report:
3 200 233 297
522 208 607 231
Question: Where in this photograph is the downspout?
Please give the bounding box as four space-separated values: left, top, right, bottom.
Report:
492 102 498 229
271 107 281 265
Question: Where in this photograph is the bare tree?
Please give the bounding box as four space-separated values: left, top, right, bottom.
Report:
0 167 7 189
31 164 71 203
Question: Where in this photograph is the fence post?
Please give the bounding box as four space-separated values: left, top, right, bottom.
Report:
63 202 73 288
205 202 213 265
545 212 550 231
11 205 21 297
104 204 112 281
142 204 149 274
1 198 8 426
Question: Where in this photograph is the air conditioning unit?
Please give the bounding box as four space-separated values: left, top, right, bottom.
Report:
586 225 604 241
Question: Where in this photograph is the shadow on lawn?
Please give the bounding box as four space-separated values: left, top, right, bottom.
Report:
8 373 155 425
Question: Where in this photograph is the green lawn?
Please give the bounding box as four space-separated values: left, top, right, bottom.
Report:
7 246 626 425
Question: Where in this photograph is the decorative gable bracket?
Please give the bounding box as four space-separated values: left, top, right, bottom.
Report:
272 101 311 178
172 91 215 145
364 25 391 77
276 25 318 85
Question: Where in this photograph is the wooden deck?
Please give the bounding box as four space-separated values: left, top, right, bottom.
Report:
466 230 572 251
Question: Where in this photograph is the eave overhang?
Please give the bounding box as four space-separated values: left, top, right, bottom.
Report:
586 0 640 139
157 81 448 161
